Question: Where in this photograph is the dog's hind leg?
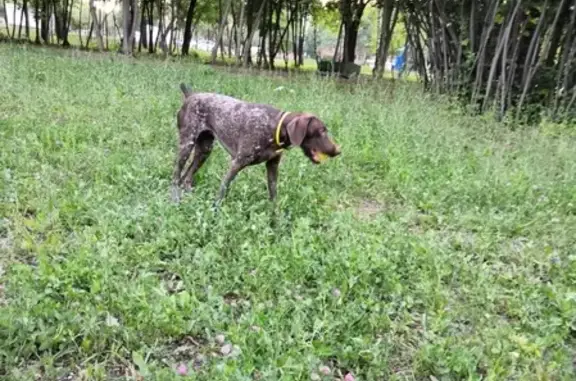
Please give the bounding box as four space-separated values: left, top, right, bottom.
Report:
181 131 215 190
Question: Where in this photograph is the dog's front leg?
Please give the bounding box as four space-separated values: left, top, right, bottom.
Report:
266 156 281 201
171 140 195 203
214 159 246 208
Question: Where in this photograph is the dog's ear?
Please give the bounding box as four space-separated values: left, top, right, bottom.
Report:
286 114 312 146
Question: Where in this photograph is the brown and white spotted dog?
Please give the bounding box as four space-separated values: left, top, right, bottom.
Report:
172 83 341 205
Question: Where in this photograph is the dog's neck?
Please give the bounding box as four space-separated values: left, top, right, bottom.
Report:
275 112 298 149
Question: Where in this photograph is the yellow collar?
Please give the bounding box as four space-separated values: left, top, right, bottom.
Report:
275 112 291 152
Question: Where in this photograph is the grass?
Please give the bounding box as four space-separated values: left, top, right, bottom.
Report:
0 43 575 380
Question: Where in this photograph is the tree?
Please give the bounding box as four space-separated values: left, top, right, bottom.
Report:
242 0 267 67
211 0 232 62
121 0 138 54
330 0 372 65
181 0 198 55
373 0 398 77
401 0 576 122
89 0 106 51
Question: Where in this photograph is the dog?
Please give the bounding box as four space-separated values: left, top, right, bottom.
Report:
171 83 341 205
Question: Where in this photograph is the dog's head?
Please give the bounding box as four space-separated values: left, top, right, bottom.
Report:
286 114 341 164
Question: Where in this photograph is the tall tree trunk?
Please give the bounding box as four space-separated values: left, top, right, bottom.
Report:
290 2 298 67
243 0 266 67
1 0 10 37
181 0 198 55
333 20 343 69
86 20 93 48
211 0 232 63
2 0 10 37
18 0 26 39
89 0 104 51
169 0 175 53
339 0 368 65
148 0 154 53
52 0 72 45
234 0 245 63
105 14 109 49
52 0 61 43
78 0 84 46
231 0 238 58
40 0 50 43
313 23 317 61
122 0 131 53
121 0 139 54
374 0 398 78
34 0 40 43
11 0 16 37
267 0 281 69
342 20 360 64
130 0 139 51
297 7 306 66
18 0 25 39
139 0 147 51
62 0 74 46
257 0 269 68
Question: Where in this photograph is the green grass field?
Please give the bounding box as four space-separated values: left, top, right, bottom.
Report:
1 44 575 380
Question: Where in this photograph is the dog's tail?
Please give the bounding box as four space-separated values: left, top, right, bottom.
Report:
180 83 193 99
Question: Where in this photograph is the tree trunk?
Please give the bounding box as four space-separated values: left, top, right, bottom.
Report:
40 0 50 43
181 0 198 55
270 1 295 66
129 0 139 52
257 0 269 68
211 0 232 63
1 0 9 37
169 0 175 53
11 0 16 37
86 20 93 48
342 20 360 64
18 0 25 39
78 0 84 46
333 20 343 71
313 23 317 61
122 0 130 53
243 0 267 67
234 0 245 63
62 0 74 46
89 0 104 51
267 0 280 69
105 14 109 49
374 0 398 78
231 0 238 58
120 0 139 54
34 0 40 43
139 0 147 51
290 3 298 67
52 0 61 43
297 9 306 66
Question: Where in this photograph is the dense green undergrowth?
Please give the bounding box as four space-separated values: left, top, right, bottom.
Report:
0 44 575 380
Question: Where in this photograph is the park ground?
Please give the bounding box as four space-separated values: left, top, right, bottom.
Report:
0 44 576 380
